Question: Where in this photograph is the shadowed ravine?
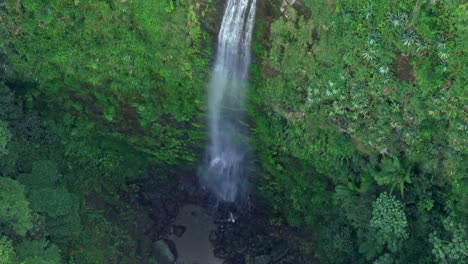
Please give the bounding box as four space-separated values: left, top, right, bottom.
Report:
200 0 257 203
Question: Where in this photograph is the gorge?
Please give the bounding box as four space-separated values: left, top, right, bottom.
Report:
0 0 466 263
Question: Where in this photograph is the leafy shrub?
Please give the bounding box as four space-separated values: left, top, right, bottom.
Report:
370 192 408 253
0 121 11 156
0 177 33 236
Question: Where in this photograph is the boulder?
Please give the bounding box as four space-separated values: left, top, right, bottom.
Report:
152 240 176 264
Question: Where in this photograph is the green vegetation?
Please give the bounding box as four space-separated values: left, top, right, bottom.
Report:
2 0 211 167
0 121 10 155
0 177 33 236
0 0 215 262
251 0 467 263
0 0 466 263
16 240 62 264
0 81 143 262
0 236 15 264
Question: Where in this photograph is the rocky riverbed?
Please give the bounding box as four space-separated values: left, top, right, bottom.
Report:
116 171 316 264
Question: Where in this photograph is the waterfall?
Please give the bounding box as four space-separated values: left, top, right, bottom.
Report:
200 0 257 203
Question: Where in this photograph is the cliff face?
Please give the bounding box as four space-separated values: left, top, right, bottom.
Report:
1 0 219 168
0 0 298 169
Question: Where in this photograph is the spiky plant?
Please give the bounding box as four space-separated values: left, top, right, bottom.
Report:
377 65 391 84
379 66 390 74
401 30 417 46
363 5 375 20
388 12 408 27
439 61 449 73
368 30 381 45
438 51 449 62
437 36 448 50
362 50 377 62
380 76 390 84
435 36 449 62
416 41 430 53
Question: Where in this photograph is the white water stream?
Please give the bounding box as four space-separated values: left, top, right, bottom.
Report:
200 0 257 203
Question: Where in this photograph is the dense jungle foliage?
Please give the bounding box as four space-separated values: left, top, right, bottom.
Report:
0 0 466 263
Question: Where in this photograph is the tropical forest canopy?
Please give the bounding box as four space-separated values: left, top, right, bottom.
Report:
0 0 466 263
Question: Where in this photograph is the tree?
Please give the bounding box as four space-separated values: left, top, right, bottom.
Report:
0 121 11 156
17 160 60 189
429 217 468 263
29 187 81 239
358 193 409 261
16 240 62 264
0 177 33 236
371 158 412 195
370 192 408 253
0 236 15 264
315 217 358 264
0 84 21 121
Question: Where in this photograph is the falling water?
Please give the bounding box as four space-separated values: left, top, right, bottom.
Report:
200 0 257 203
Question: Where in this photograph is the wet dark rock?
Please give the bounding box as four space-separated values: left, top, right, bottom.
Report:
215 201 238 221
128 171 315 264
224 223 237 233
271 241 289 262
231 236 247 251
278 254 299 264
170 190 185 203
248 236 272 255
134 212 156 235
136 236 153 256
152 239 177 264
164 199 179 220
248 255 271 264
178 174 201 198
172 225 186 237
147 192 163 205
297 255 310 263
224 251 245 264
214 247 229 259
250 217 270 234
209 230 222 244
199 192 219 211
